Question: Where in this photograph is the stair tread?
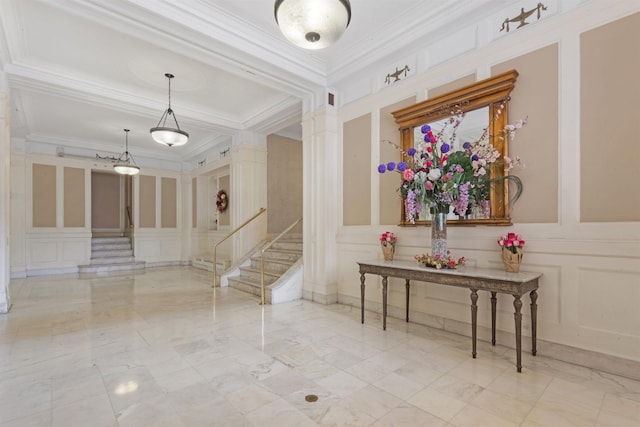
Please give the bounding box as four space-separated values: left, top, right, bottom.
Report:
239 266 280 276
79 260 145 267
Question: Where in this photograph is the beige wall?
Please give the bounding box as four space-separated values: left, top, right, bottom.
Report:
192 177 197 228
428 74 476 98
380 98 415 225
267 135 302 234
492 43 559 223
580 13 640 222
139 175 156 228
161 177 177 228
343 114 372 226
32 164 56 227
334 4 640 372
91 171 120 230
64 167 85 227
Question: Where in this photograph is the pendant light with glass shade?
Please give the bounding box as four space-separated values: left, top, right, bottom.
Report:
274 0 351 49
113 129 140 176
150 73 189 147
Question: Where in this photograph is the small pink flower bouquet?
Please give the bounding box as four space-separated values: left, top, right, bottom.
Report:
416 251 466 270
498 232 525 254
380 231 397 247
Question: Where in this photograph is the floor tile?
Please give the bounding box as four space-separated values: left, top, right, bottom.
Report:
3 266 639 427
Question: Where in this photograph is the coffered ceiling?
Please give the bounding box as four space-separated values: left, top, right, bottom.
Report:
0 0 512 167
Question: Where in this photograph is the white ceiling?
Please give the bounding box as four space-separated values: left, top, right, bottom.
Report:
0 0 512 167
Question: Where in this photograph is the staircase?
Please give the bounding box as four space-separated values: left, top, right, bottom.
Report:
78 236 145 274
226 239 303 304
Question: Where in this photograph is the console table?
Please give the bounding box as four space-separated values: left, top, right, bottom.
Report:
358 259 542 372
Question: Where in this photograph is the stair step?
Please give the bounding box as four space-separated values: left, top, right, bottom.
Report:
269 241 303 251
225 238 302 304
92 249 133 258
249 258 294 274
257 249 301 262
227 277 264 299
237 267 279 285
90 256 136 265
92 243 132 251
78 261 145 274
92 237 131 244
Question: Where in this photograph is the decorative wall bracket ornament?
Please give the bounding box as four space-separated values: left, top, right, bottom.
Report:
96 153 119 162
384 65 410 85
500 3 547 33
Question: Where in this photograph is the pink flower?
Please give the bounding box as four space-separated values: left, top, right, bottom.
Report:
403 169 414 181
424 181 434 190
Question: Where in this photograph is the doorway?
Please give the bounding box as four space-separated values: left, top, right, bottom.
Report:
90 171 133 238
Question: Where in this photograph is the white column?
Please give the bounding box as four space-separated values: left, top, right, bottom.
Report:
230 131 267 261
302 107 338 304
0 73 11 312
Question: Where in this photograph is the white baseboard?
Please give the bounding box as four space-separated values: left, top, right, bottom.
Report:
338 293 640 382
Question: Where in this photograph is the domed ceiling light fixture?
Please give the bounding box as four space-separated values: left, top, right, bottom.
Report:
274 0 351 49
113 129 140 175
150 73 189 147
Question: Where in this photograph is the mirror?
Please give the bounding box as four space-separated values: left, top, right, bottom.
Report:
391 70 518 226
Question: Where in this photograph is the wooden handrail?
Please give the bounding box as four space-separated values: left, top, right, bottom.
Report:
260 217 302 305
212 207 266 288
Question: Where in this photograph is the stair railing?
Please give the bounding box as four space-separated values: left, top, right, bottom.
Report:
260 217 302 305
212 207 266 288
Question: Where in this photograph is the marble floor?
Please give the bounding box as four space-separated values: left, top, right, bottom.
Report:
1 267 639 427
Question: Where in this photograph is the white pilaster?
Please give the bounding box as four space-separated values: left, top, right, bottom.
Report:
230 132 267 261
0 73 11 312
302 107 338 304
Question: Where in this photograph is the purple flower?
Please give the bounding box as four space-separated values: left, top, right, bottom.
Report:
423 134 432 143
397 162 407 171
407 147 416 156
386 162 396 171
463 142 471 150
471 154 479 161
378 164 386 173
440 143 450 153
421 124 431 133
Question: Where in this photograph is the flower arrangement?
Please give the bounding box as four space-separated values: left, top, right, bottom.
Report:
415 251 466 270
216 190 228 213
380 231 397 247
377 107 527 223
498 232 525 254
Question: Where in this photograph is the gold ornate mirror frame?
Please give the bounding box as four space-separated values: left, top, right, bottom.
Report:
391 70 519 226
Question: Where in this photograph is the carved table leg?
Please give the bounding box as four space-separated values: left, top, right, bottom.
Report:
360 273 365 324
513 294 523 372
382 276 388 331
530 289 538 356
491 291 497 346
405 279 410 322
471 289 478 359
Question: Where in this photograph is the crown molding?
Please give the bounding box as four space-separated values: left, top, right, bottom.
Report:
244 96 301 135
5 62 243 133
326 0 504 86
53 0 327 95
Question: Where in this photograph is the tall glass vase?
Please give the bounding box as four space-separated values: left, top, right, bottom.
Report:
431 212 448 258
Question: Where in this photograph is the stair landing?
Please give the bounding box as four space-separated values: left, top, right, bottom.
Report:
78 236 145 274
